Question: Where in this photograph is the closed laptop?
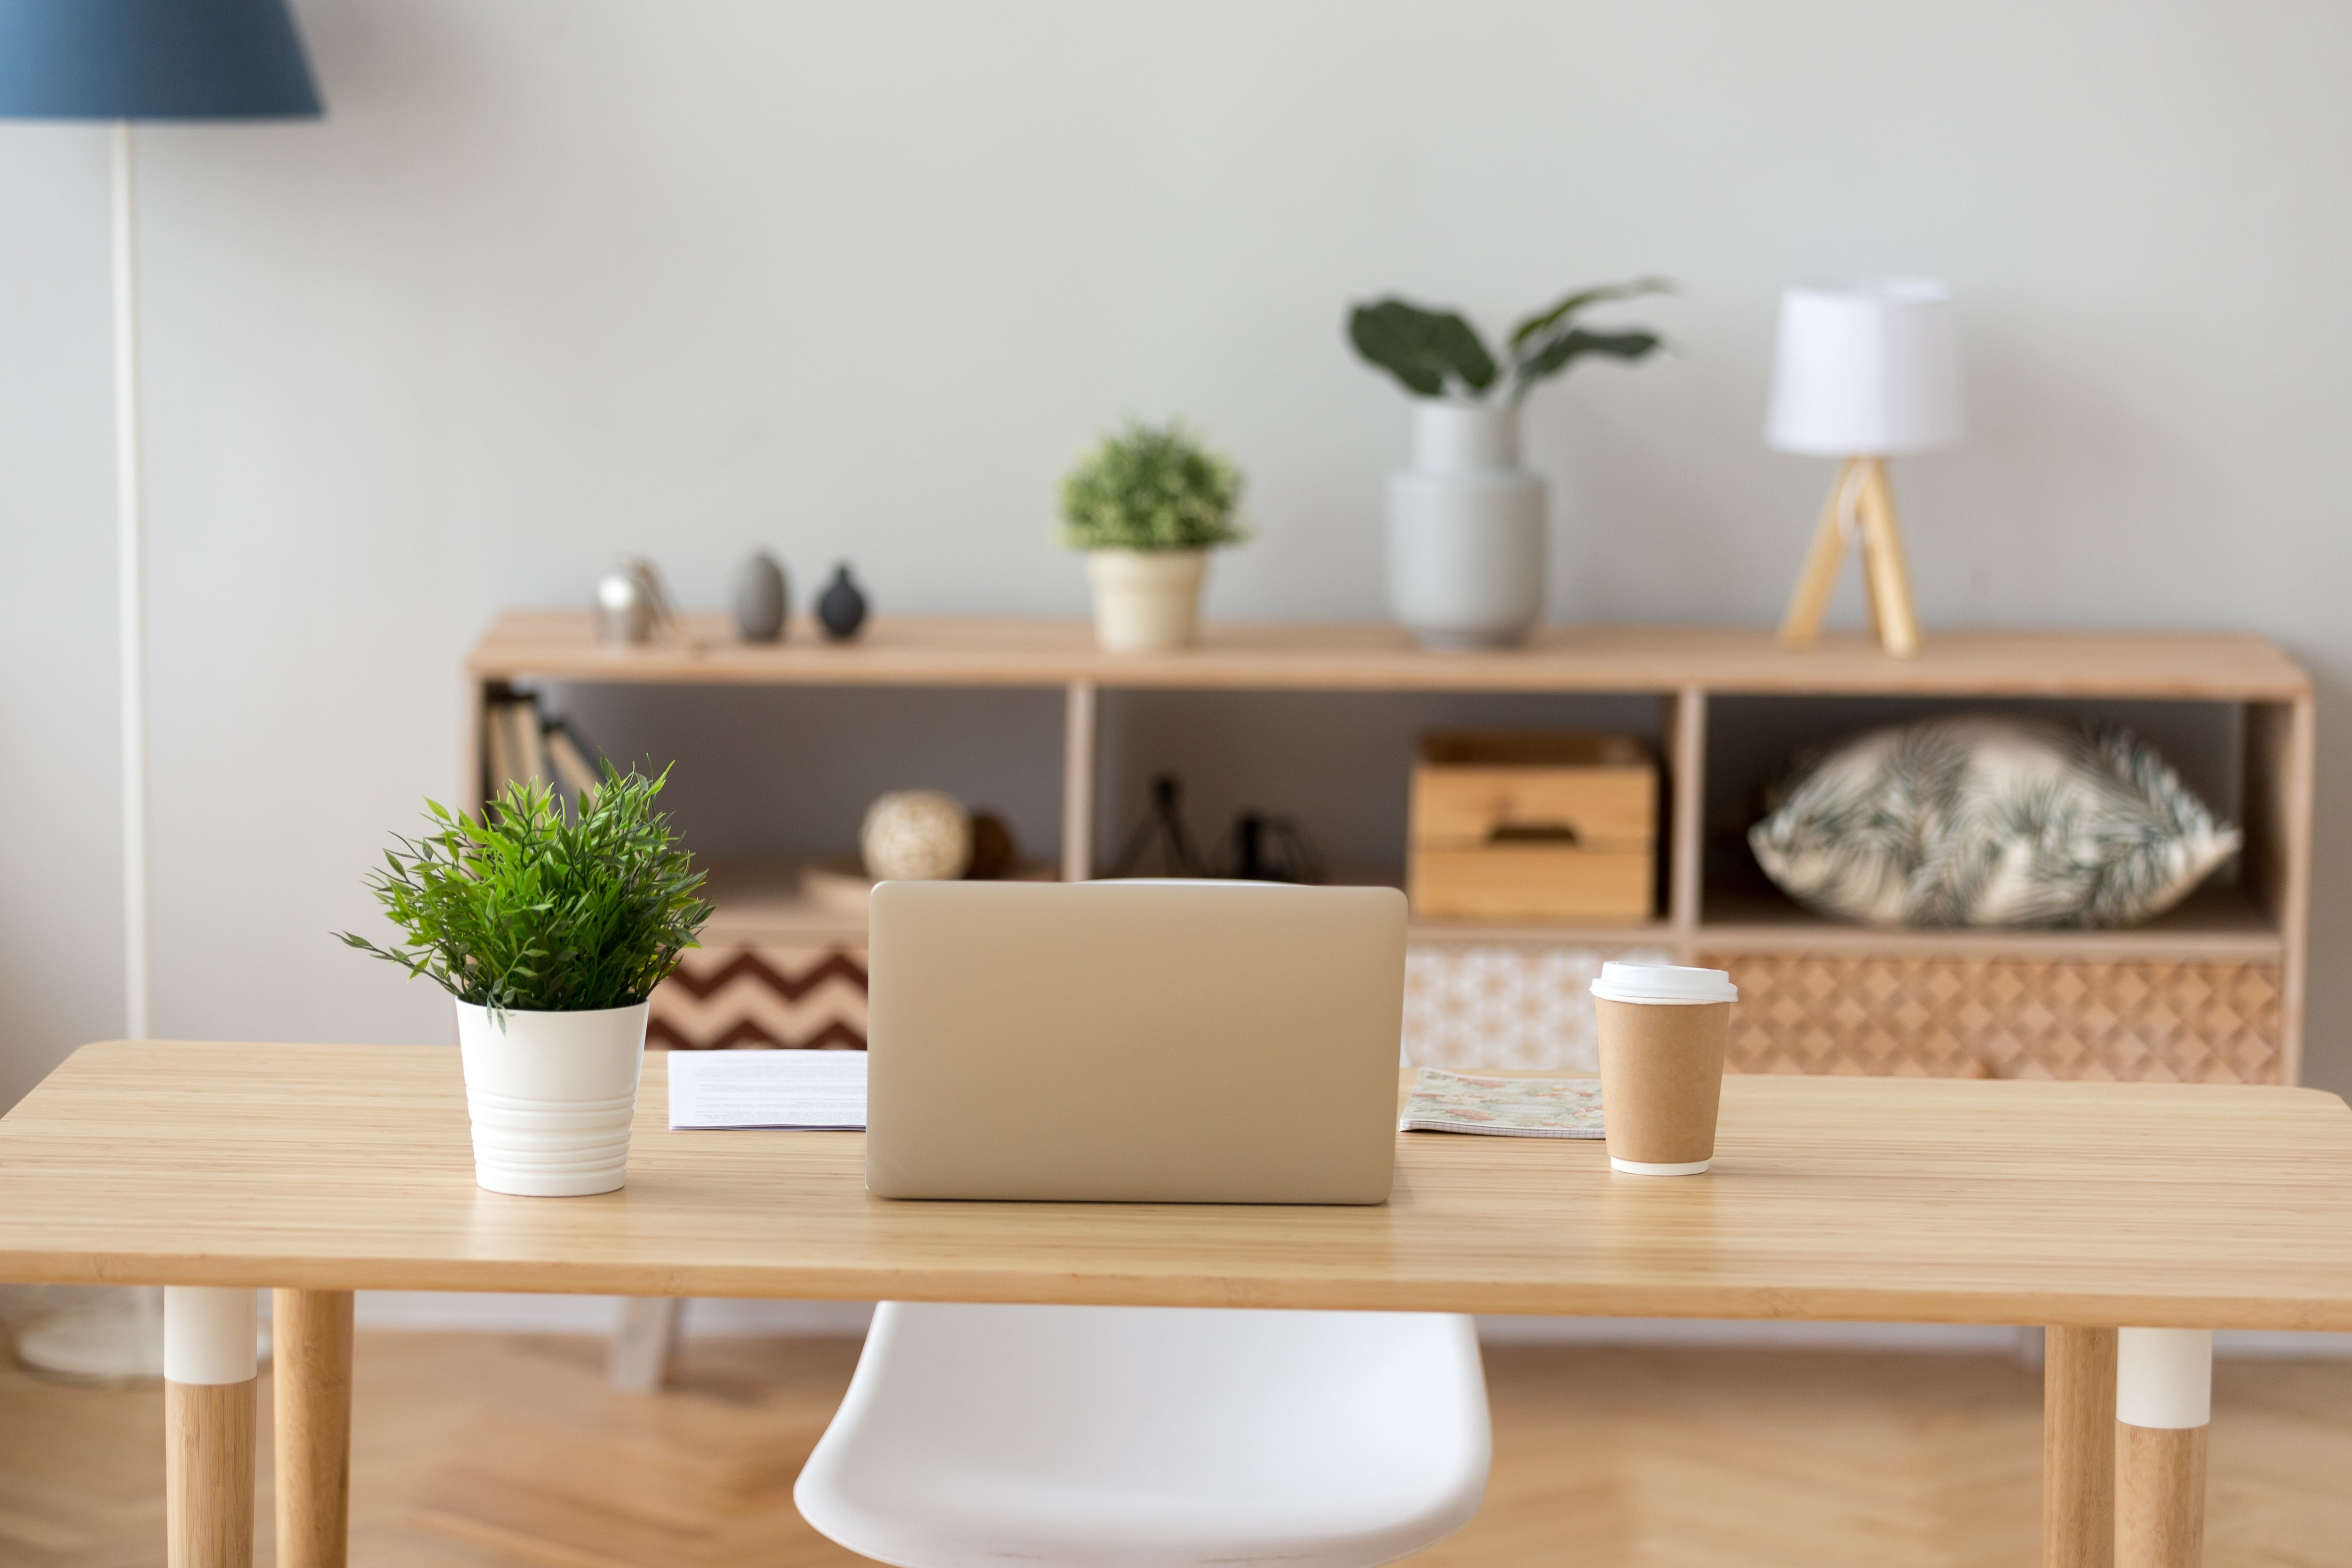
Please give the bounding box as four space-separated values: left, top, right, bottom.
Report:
865 880 1406 1204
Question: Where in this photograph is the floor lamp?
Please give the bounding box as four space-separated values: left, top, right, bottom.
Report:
0 0 320 1383
1769 280 1964 660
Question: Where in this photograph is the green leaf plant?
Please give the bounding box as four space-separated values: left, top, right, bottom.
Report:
1060 416 1248 553
338 764 714 1020
1347 277 1672 407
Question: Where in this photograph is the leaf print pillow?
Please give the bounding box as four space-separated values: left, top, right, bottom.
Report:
1748 716 2240 929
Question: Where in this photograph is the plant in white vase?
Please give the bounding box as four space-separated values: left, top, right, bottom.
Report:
340 767 712 1197
1061 417 1247 652
1349 279 1670 650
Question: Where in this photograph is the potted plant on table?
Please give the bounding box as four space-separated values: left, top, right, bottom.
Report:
339 768 712 1197
1061 416 1247 652
1348 279 1669 650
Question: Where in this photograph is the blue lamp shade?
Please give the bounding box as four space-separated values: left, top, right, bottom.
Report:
0 0 320 120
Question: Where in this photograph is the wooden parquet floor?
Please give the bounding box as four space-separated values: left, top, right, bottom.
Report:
0 1331 2347 1567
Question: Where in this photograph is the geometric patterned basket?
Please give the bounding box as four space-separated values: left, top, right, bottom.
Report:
648 942 868 1052
1401 942 1673 1072
1701 953 2285 1084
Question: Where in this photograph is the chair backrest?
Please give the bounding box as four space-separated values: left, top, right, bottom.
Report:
796 1301 1492 1568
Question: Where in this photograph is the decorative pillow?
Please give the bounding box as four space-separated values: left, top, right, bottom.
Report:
1747 716 2241 929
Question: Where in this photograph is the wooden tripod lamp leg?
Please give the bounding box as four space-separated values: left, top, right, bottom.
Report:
2116 1329 2210 1568
1854 457 1923 658
2044 1327 2117 1568
164 1287 257 1568
1779 456 1860 650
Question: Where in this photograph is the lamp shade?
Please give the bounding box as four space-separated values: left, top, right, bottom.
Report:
1765 279 1963 456
0 0 319 120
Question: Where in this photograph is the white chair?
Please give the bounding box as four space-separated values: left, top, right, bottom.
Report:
795 1301 1490 1568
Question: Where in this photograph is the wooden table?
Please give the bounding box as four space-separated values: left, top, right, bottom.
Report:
6 1043 2352 1568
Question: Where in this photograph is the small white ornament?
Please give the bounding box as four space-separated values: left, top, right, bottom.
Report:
861 789 973 881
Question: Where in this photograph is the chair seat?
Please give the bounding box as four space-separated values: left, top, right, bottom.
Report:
794 1302 1491 1568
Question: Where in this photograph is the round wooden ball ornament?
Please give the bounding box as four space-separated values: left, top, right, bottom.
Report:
860 789 973 881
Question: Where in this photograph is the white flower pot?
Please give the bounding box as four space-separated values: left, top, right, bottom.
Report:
454 1000 649 1197
1085 549 1209 652
1386 402 1547 651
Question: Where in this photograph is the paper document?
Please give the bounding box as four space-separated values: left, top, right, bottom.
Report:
1398 1067 1605 1138
667 1050 867 1130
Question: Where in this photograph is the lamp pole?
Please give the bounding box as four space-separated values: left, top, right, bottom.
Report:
112 119 150 1042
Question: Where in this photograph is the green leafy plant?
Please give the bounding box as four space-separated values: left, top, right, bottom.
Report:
1348 277 1671 406
338 766 713 1017
1060 417 1247 552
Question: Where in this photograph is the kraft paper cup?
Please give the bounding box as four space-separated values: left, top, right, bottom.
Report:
1591 963 1736 1176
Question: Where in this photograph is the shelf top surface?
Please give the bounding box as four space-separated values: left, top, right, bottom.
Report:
4 1042 2351 1329
470 613 2311 700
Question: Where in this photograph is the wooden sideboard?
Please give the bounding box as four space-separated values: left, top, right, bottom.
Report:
468 614 2315 1084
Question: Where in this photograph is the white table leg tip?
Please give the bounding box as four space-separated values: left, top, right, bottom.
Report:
163 1287 257 1386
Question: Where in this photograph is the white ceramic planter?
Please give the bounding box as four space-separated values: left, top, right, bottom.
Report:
1386 403 1547 651
1085 549 1209 652
454 1000 649 1197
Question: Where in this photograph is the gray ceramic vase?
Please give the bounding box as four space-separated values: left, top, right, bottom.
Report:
734 552 789 642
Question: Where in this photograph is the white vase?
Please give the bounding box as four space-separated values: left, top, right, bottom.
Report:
1386 402 1547 650
454 1000 649 1197
1085 549 1209 652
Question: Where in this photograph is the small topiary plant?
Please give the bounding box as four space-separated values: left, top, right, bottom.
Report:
1060 417 1247 553
339 765 713 1018
1348 277 1671 406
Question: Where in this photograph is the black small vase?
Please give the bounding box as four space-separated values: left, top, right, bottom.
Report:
818 564 869 641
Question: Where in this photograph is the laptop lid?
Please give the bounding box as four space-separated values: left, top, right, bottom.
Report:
865 879 1406 1204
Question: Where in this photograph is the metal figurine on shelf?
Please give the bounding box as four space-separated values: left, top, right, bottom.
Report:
1107 775 1325 885
596 556 690 647
1222 812 1324 884
1109 774 1205 878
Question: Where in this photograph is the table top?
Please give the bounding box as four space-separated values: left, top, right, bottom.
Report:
4 1042 2351 1330
468 613 2312 700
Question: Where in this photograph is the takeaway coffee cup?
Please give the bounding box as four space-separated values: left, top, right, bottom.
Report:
1591 962 1738 1175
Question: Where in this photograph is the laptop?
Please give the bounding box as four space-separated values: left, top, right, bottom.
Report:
864 879 1407 1204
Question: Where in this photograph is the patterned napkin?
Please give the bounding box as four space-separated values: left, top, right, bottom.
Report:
1398 1068 1605 1139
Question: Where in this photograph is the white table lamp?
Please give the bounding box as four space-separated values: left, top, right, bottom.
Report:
1767 279 1963 658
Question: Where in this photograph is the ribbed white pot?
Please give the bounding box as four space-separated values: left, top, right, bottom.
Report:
1386 402 1547 651
454 1000 648 1197
1085 549 1209 652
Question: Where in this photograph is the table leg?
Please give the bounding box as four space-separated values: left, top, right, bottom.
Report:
164 1287 258 1568
2116 1328 2210 1568
2044 1326 2117 1568
608 1296 683 1393
273 1289 355 1568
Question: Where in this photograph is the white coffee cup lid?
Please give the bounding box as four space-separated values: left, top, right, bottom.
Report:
1590 963 1738 1005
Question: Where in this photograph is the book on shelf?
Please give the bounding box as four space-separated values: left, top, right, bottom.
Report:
544 719 603 799
482 692 605 810
483 698 517 799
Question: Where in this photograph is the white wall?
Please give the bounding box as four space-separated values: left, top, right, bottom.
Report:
1 0 2347 1106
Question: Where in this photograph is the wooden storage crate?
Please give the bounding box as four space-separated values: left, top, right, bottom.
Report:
1408 733 1657 922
